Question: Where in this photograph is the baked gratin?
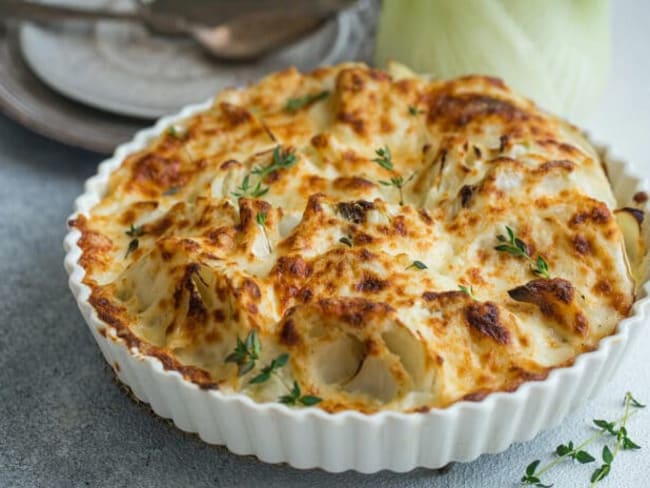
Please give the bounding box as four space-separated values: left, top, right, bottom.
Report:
70 62 644 413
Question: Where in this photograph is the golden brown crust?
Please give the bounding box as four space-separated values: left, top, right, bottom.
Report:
71 63 636 412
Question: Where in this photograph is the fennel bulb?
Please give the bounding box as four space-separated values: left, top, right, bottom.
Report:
375 0 610 124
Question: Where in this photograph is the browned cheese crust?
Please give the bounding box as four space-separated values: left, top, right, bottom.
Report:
70 63 636 413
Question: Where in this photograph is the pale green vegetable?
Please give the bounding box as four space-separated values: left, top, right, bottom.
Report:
375 0 610 124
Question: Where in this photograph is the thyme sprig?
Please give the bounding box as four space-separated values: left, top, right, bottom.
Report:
225 330 261 376
233 175 268 199
233 146 297 199
495 226 551 279
249 353 289 384
458 284 475 299
279 381 322 406
124 224 145 258
224 330 322 406
408 105 425 116
520 392 644 487
284 90 330 112
379 174 415 206
406 260 428 270
256 211 272 253
372 145 394 170
372 145 414 205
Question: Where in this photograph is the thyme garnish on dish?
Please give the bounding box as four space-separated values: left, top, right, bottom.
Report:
124 224 144 258
225 330 261 376
279 381 322 406
233 145 297 199
406 260 428 270
408 105 425 116
520 392 645 487
458 284 476 299
284 90 330 112
372 145 414 205
256 211 272 253
495 225 551 279
249 353 289 384
339 236 353 247
225 330 321 406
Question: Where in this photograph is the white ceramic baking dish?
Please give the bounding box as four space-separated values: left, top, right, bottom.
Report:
63 98 650 473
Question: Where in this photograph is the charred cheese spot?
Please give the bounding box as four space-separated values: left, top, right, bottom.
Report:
464 302 510 344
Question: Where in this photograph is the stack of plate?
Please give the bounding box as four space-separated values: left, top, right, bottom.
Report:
0 0 376 153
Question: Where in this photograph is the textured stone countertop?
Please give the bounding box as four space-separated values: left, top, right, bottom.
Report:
1 3 649 487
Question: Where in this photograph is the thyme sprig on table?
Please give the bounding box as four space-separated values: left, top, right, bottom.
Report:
284 90 330 112
225 331 321 406
520 392 645 487
495 225 551 279
372 145 414 205
225 330 261 376
233 146 297 199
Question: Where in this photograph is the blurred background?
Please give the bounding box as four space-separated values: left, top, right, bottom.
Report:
0 0 618 153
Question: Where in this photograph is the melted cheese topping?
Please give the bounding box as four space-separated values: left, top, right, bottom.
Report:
72 63 636 413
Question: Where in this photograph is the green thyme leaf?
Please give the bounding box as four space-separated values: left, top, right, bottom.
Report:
526 460 541 477
458 284 475 299
339 236 353 247
408 105 424 116
495 225 552 278
591 463 611 483
126 224 144 238
533 255 551 279
125 239 139 258
574 450 595 464
249 353 289 385
285 90 330 112
256 211 267 227
299 395 322 406
372 145 394 171
407 260 428 270
233 146 296 199
279 381 301 405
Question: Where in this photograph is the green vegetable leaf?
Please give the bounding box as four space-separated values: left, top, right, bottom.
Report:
225 330 261 376
285 90 329 112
